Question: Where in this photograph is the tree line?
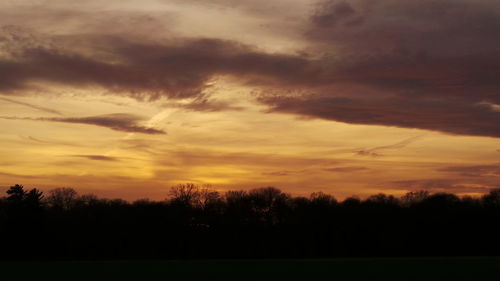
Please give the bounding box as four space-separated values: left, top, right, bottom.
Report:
2 183 500 260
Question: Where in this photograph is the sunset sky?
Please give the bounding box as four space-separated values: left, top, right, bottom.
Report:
1 0 499 200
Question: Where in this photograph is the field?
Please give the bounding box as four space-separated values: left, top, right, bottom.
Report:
1 257 499 281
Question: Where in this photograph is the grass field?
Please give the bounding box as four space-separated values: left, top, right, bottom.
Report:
1 257 499 281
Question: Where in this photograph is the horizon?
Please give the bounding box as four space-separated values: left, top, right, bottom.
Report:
0 183 497 202
1 0 500 200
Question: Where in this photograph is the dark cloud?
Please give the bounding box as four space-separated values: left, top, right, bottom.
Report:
73 155 120 161
0 97 61 115
308 0 500 56
260 89 500 138
0 113 165 134
311 1 359 28
257 0 500 138
2 0 500 138
0 27 321 100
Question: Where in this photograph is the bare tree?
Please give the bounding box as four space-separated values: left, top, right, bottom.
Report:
76 194 100 207
366 193 399 205
249 187 290 224
199 185 221 209
169 183 201 206
46 188 78 210
482 188 500 207
310 192 337 205
401 190 430 206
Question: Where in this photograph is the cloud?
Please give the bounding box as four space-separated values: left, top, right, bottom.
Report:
393 162 500 193
308 0 500 56
392 178 495 194
0 26 320 100
256 0 500 138
311 1 359 28
171 0 298 17
0 113 166 134
355 136 422 157
0 171 40 179
72 155 120 161
24 136 78 146
323 166 368 173
0 97 62 115
2 0 500 138
156 149 342 169
260 87 500 138
261 170 305 176
170 93 244 112
438 164 500 177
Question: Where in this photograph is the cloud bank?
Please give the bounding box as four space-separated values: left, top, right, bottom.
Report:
1 0 500 138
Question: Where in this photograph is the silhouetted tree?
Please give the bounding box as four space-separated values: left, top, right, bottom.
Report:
342 196 361 207
6 184 26 202
169 183 201 207
366 194 399 205
25 188 44 208
45 187 78 210
2 185 44 259
199 185 222 209
248 187 290 224
310 192 337 205
75 194 100 207
5 184 43 209
482 188 500 208
401 190 429 206
420 192 460 209
2 183 500 260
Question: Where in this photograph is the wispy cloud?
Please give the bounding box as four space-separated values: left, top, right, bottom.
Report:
24 136 78 146
355 136 422 157
72 155 120 161
392 178 494 194
0 113 166 134
438 164 500 177
323 167 369 173
0 171 40 179
0 97 62 115
261 170 305 176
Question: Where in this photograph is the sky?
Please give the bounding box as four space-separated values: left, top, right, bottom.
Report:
0 0 499 200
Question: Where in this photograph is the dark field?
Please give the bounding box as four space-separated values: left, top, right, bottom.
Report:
1 258 499 281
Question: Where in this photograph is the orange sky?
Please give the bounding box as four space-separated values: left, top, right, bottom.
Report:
0 0 499 200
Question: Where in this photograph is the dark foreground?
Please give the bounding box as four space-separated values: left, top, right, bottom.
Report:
5 185 500 259
1 258 499 281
